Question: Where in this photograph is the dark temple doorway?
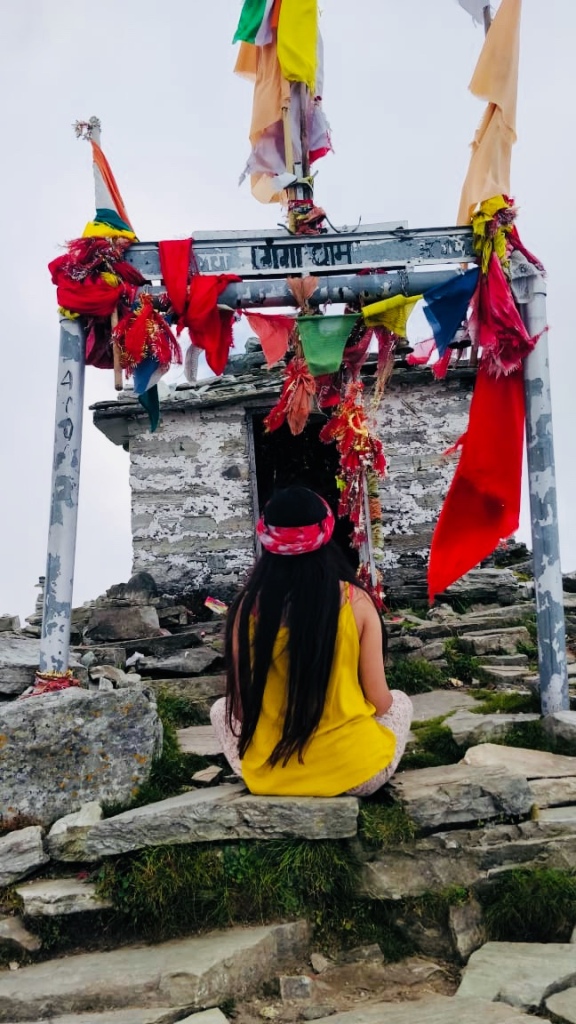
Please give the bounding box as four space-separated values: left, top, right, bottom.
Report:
250 413 359 569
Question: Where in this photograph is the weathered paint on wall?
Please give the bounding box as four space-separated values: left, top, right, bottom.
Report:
374 372 473 602
125 370 473 602
129 406 255 593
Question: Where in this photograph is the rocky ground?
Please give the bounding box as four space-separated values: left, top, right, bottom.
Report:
2 564 576 1022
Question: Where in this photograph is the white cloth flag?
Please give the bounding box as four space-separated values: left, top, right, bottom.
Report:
457 0 489 24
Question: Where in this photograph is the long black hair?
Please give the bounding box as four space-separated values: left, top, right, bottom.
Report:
225 486 387 767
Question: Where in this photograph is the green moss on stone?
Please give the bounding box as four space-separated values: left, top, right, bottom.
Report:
358 804 416 849
470 690 540 715
386 659 445 695
480 868 576 942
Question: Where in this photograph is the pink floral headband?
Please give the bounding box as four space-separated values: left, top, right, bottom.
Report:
256 499 335 556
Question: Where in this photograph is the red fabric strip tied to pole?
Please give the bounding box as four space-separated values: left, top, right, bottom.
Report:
158 239 241 376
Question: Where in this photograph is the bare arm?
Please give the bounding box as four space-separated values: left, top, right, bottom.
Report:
351 588 393 716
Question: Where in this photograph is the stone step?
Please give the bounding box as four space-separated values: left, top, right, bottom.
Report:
0 921 309 1022
477 665 532 685
139 648 221 678
459 627 530 657
307 995 542 1023
360 819 576 901
18 1010 229 1024
447 711 540 747
546 987 576 1024
177 725 222 757
145 674 226 705
14 878 112 917
457 940 576 1011
479 654 530 667
0 828 48 889
388 763 533 832
463 743 576 778
410 689 477 724
82 785 359 860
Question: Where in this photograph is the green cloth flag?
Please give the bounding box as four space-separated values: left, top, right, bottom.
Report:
233 0 268 43
298 315 358 377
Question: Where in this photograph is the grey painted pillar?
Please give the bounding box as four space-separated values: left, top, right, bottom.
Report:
39 317 86 674
521 279 569 713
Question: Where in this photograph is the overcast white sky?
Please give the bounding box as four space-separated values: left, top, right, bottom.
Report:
0 0 574 620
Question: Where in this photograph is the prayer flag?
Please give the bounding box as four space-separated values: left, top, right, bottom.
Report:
245 311 295 365
297 315 357 376
83 137 136 240
277 0 318 93
362 295 422 338
233 0 275 46
423 268 480 355
457 0 522 224
428 366 525 600
234 3 331 203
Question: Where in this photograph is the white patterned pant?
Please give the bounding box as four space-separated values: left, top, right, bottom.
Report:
210 689 414 796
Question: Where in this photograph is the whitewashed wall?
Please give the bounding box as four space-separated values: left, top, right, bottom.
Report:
127 371 473 602
129 406 255 595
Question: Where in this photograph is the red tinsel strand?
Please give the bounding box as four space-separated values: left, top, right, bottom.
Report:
264 357 316 436
113 295 182 372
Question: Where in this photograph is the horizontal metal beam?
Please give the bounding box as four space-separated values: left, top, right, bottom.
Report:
125 224 474 281
143 269 463 310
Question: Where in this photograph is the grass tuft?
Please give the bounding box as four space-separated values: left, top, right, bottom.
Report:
444 639 486 685
401 716 462 770
386 659 445 695
358 804 416 849
470 690 541 715
480 868 576 942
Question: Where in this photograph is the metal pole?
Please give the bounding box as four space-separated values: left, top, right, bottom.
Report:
521 279 569 714
39 317 86 674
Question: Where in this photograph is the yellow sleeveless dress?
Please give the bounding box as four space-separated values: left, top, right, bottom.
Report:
241 592 396 796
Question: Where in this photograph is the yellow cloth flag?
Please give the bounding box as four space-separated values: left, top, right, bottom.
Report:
457 0 522 225
472 195 513 274
82 221 137 241
277 0 318 94
362 295 423 338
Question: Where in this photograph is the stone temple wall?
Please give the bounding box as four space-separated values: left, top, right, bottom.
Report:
129 405 255 595
125 369 473 603
374 370 473 603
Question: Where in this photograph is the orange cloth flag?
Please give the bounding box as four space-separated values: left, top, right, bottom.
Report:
457 0 522 225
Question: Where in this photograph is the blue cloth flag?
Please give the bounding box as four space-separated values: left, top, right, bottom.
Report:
423 267 480 356
133 355 166 433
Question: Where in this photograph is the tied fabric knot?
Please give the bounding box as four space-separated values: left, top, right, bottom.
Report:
257 501 335 555
158 238 241 376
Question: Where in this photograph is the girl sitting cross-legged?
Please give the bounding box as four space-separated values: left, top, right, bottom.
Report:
210 485 413 796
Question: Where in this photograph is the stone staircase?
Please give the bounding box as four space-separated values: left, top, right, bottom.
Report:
2 567 576 1021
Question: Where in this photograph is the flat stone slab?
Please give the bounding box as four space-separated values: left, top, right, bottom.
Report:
410 690 477 723
145 674 226 704
546 987 576 1023
177 725 222 756
464 743 576 777
307 995 541 1023
0 922 309 1022
460 627 530 657
83 786 359 859
47 802 103 862
388 763 532 831
447 711 540 747
457 941 576 1011
360 819 576 901
0 688 162 827
543 710 576 744
0 827 49 888
19 1009 202 1024
14 877 112 917
531 777 576 808
539 806 576 823
138 648 221 678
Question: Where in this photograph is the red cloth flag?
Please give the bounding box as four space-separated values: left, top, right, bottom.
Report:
158 239 240 376
427 365 525 600
245 311 294 365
